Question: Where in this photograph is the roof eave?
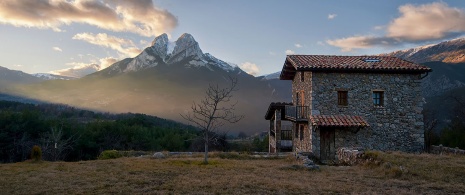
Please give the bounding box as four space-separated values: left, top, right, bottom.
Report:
297 67 432 74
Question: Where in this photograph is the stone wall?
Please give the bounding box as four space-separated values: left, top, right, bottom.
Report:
430 145 465 155
291 71 313 153
293 123 311 152
310 72 425 153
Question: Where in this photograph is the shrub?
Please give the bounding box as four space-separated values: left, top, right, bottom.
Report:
98 150 123 160
31 145 42 162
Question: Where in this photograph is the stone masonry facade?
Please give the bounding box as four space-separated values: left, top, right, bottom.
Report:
292 71 425 158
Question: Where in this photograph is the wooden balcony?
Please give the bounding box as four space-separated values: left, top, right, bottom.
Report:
284 106 309 121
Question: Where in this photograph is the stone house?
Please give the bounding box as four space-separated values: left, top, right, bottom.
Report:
265 55 431 162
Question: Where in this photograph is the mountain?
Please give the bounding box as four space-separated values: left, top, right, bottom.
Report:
0 66 44 89
33 73 77 80
380 37 465 64
378 38 465 98
260 72 280 80
95 33 236 76
6 33 290 134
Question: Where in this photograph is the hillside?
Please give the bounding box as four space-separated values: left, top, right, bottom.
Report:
380 37 465 63
3 33 290 134
0 152 464 194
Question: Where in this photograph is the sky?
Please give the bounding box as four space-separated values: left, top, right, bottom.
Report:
1 0 465 77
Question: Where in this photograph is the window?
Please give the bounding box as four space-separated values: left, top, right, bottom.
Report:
337 91 348 106
373 91 384 106
281 130 292 140
300 71 305 82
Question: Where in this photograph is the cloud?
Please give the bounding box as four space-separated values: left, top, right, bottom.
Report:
373 25 384 30
73 33 141 57
0 0 178 37
387 2 465 41
328 14 337 19
269 51 276 56
99 57 118 69
239 62 260 76
285 50 295 55
50 62 100 78
327 2 465 51
52 47 62 52
51 56 118 77
295 43 303 48
317 41 325 46
327 36 399 52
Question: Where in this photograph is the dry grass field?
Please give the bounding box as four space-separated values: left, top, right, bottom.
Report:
0 152 464 194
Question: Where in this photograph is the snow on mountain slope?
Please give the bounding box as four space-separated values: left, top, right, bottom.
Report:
380 37 465 63
105 33 239 74
33 73 77 80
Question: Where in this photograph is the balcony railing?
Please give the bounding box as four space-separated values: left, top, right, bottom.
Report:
281 130 292 140
285 106 309 121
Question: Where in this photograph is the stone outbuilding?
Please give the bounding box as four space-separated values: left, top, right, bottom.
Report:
265 55 432 162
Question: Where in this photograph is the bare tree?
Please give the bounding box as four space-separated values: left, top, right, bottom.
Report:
41 126 79 161
423 108 438 152
181 77 243 164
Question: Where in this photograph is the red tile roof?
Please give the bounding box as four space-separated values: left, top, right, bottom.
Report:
280 55 432 80
310 115 369 127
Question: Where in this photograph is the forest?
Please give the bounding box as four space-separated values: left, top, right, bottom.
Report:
0 100 269 163
0 100 203 162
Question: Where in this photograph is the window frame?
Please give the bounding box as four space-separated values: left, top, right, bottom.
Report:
372 90 384 107
337 90 348 106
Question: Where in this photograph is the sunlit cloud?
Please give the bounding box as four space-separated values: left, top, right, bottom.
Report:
50 63 100 78
295 43 303 48
73 33 141 57
52 47 62 52
239 62 260 76
285 50 295 55
327 2 465 51
50 55 118 78
99 57 118 69
328 14 337 20
0 0 178 37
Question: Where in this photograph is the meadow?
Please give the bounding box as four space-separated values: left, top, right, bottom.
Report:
1 152 464 194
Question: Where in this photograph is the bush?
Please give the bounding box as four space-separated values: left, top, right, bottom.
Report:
98 150 123 160
31 145 42 162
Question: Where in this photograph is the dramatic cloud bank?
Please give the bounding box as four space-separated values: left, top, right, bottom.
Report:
327 2 465 51
239 62 260 76
0 0 178 37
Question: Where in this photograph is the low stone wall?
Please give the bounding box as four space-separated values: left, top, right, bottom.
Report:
337 147 365 165
430 145 465 155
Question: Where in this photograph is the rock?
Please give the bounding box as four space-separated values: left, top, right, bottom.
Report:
153 152 165 159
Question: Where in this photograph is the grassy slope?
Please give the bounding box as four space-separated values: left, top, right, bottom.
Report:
0 152 464 194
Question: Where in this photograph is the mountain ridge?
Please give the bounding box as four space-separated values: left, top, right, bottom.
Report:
380 37 465 63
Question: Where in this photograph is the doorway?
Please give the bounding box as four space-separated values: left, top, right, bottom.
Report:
320 127 335 161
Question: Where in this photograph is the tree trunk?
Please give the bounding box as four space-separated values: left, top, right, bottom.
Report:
204 140 209 164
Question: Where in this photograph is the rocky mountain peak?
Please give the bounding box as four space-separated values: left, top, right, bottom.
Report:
151 33 169 60
168 33 203 63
